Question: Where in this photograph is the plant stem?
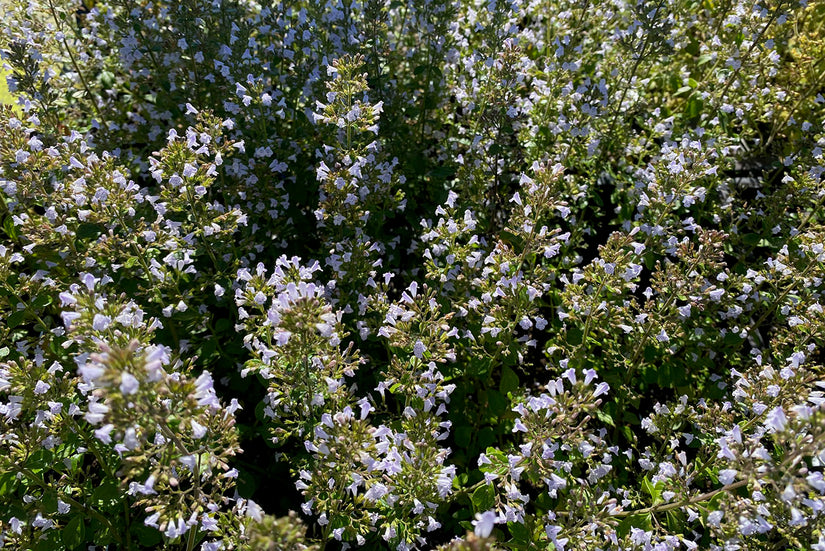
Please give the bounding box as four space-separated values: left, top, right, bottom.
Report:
612 479 748 518
47 0 106 127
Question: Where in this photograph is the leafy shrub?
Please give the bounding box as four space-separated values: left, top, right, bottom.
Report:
0 0 824 549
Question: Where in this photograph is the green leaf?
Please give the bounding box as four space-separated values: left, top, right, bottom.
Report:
237 469 258 497
91 481 120 508
75 223 104 241
0 472 17 496
487 390 508 417
741 233 761 246
33 531 61 551
685 97 703 119
2 215 19 240
200 337 217 358
595 407 615 427
7 310 26 329
642 476 663 505
723 332 743 347
500 229 524 250
617 513 652 538
477 427 495 449
99 71 114 88
116 277 140 295
697 54 714 66
566 327 583 346
484 447 508 463
329 514 350 531
657 363 686 388
0 346 9 358
499 367 520 396
26 449 52 472
666 510 685 533
215 318 232 333
31 293 52 310
508 521 531 544
454 425 473 448
135 523 163 547
62 515 86 549
471 483 496 513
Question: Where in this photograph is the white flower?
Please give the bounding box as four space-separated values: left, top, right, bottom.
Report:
144 512 160 528
593 382 610 398
59 292 77 306
180 455 197 471
413 340 427 359
91 314 111 331
365 483 389 502
764 406 787 432
709 289 725 301
163 517 188 538
120 372 139 395
191 420 208 439
718 469 737 485
194 372 220 409
472 510 498 538
94 424 114 444
85 401 109 424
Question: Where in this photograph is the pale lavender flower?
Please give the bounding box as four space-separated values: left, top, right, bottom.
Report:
593 382 610 398
120 372 139 395
764 406 788 432
191 420 208 439
194 372 220 409
94 424 114 444
92 314 112 331
472 510 498 538
365 482 389 502
718 469 737 485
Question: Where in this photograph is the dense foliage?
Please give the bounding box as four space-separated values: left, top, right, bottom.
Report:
1 0 824 549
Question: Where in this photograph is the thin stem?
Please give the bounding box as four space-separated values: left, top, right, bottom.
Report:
742 257 818 343
765 60 825 149
578 231 635 351
612 479 748 518
1 282 50 333
15 465 119 538
185 520 198 551
600 0 667 160
47 0 106 127
715 4 783 104
158 420 204 548
183 185 221 272
621 251 704 386
66 415 133 550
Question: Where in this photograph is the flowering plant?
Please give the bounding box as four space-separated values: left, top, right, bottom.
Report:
1 0 824 549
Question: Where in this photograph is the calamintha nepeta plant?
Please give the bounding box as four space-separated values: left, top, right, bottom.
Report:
0 0 824 549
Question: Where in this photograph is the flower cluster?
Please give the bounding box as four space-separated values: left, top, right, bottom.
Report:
1 0 824 549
